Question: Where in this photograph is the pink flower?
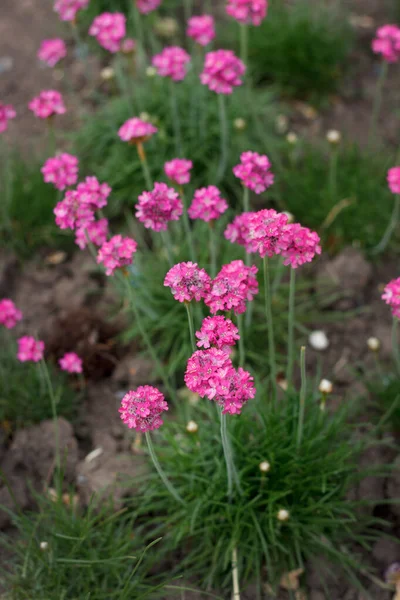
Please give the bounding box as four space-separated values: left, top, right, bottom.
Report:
164 158 193 185
0 299 22 329
41 153 79 191
17 336 45 363
188 186 228 222
196 315 239 353
118 117 158 143
226 0 268 26
121 38 137 53
76 176 111 210
382 277 400 319
136 182 183 232
54 190 94 230
278 223 321 269
233 151 274 194
28 90 66 119
119 385 168 432
388 166 400 194
372 25 400 63
97 234 138 276
89 13 126 53
54 0 89 22
205 260 259 315
200 50 245 94
164 262 211 303
75 218 109 249
59 352 83 373
187 15 216 46
246 209 288 257
136 0 162 14
0 104 16 133
38 39 67 67
152 46 191 81
217 366 256 415
224 212 254 247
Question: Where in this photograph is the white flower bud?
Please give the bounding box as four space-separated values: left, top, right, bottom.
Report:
282 211 295 224
259 461 270 473
309 330 329 351
100 67 115 81
286 132 298 145
234 117 246 131
40 541 49 551
367 337 380 352
277 509 290 522
145 66 157 78
186 420 198 433
318 379 333 395
139 112 150 122
326 129 341 144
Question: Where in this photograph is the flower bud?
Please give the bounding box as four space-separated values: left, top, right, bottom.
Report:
286 132 298 145
186 420 198 433
139 112 150 122
100 67 115 81
309 330 329 351
277 508 290 522
234 117 246 131
367 337 380 352
40 541 49 551
259 461 270 473
282 211 295 224
326 129 341 145
318 379 333 395
154 17 179 39
146 66 157 78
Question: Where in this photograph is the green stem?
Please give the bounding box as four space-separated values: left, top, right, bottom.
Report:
232 547 241 600
237 314 245 367
115 52 135 112
169 79 182 156
296 346 307 449
329 147 338 204
84 230 98 262
181 188 196 262
131 2 146 73
372 194 400 254
392 318 400 377
368 61 388 148
263 257 277 398
0 137 12 235
209 222 217 278
161 230 174 267
40 360 61 492
240 24 248 67
185 302 196 352
183 0 193 22
145 432 185 505
47 121 56 156
220 412 234 501
286 268 296 386
137 143 153 190
217 94 228 184
242 186 250 212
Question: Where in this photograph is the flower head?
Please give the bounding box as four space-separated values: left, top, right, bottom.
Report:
205 260 259 315
278 223 321 268
188 186 228 222
196 315 239 353
226 0 268 26
0 299 22 329
164 262 211 303
233 151 274 194
372 24 400 63
121 38 137 53
38 39 67 67
41 153 79 191
89 13 126 53
59 352 83 373
152 46 191 81
119 386 168 432
136 182 183 231
17 336 45 363
0 103 16 133
164 158 193 185
382 277 400 319
388 166 400 194
187 15 215 46
54 0 89 22
118 117 158 144
76 176 111 210
75 218 109 249
28 90 66 119
136 0 162 14
200 50 246 94
97 234 138 276
54 190 94 230
246 209 288 257
224 212 254 247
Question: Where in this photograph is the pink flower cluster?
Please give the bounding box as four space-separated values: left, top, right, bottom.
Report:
388 166 400 194
200 50 245 94
278 223 322 268
89 13 126 53
185 348 255 414
97 234 138 276
119 385 168 432
118 117 158 143
164 158 193 185
164 262 211 303
41 153 79 190
38 39 67 67
136 0 162 14
226 0 268 26
233 151 274 194
188 186 228 222
196 316 239 353
29 90 66 119
372 25 400 63
224 212 253 246
246 209 289 257
152 46 191 81
17 336 45 363
382 277 400 319
76 176 111 210
59 352 83 373
54 0 89 22
54 190 94 230
0 104 16 133
121 38 136 54
136 183 183 231
0 299 22 329
205 260 259 315
75 218 109 249
187 15 215 46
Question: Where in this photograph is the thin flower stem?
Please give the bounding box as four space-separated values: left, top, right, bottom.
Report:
263 257 277 398
84 230 98 262
47 121 56 156
243 187 252 327
185 302 196 352
286 268 296 386
180 187 196 262
220 411 234 501
296 346 307 449
209 222 217 278
372 194 400 255
329 146 338 204
169 79 183 156
240 23 248 67
392 318 400 377
130 2 145 73
217 94 228 184
183 0 193 22
368 61 388 149
115 52 136 112
242 186 250 213
136 143 153 190
39 360 61 492
145 432 185 505
0 137 12 234
237 314 245 367
232 547 241 600
161 230 174 267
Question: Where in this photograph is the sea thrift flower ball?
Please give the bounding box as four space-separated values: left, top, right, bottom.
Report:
318 379 333 395
152 46 191 81
218 366 256 414
54 190 94 230
54 0 89 21
136 0 162 14
387 166 400 194
185 348 233 399
119 386 168 432
233 151 274 194
308 330 329 351
372 25 400 63
278 223 322 268
0 104 16 133
164 262 211 303
200 50 245 94
76 176 111 210
136 182 183 232
187 15 216 46
75 218 109 249
59 352 83 373
246 209 288 257
89 13 126 53
196 316 239 352
224 212 254 247
382 277 400 319
0 299 22 329
205 260 259 315
97 235 138 276
226 0 268 26
121 38 136 54
17 336 45 363
118 117 158 143
28 90 66 119
41 153 79 191
38 39 67 67
164 158 193 185
188 186 228 222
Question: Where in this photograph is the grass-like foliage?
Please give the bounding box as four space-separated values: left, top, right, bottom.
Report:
369 373 400 433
